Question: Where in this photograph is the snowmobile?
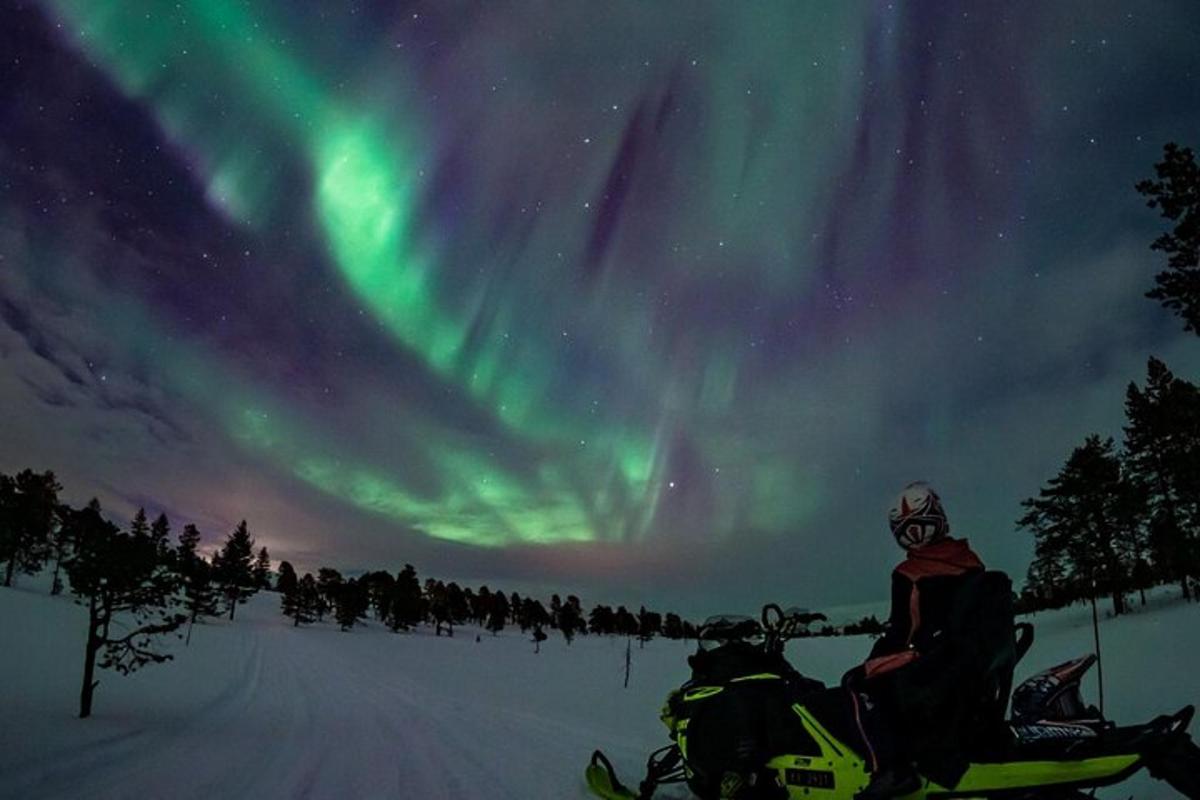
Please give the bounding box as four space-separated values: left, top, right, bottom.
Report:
586 572 1200 799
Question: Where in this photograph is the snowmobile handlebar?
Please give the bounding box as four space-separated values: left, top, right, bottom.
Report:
761 603 829 654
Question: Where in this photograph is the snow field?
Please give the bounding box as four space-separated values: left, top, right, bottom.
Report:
1 585 1197 799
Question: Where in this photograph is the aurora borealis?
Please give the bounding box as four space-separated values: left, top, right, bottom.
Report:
3 1 1200 614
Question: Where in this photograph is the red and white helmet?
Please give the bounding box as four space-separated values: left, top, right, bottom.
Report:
888 482 949 550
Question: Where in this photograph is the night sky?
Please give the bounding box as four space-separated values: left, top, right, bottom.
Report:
2 1 1199 616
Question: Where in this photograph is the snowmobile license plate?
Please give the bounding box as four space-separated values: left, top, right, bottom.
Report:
785 768 835 789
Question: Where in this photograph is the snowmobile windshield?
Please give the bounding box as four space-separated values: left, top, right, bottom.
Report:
697 615 764 651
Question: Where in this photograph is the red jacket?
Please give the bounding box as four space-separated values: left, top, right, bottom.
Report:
862 537 984 679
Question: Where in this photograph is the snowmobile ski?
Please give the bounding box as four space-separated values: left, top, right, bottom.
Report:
586 751 639 800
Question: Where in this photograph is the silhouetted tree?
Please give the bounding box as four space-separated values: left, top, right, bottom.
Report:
1124 357 1200 598
276 561 298 596
357 571 394 620
283 573 318 627
65 499 184 718
1 469 62 586
472 586 492 626
129 508 150 540
213 521 257 620
589 604 615 635
636 606 662 648
509 592 522 624
316 567 343 622
614 605 638 637
387 564 423 631
487 591 509 635
48 503 74 595
1018 435 1136 615
335 578 368 631
176 523 218 644
150 513 172 561
662 613 684 640
1137 143 1200 333
558 596 584 645
445 582 469 625
520 597 551 633
252 546 272 590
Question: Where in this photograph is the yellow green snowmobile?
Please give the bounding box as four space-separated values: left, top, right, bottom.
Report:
586 575 1200 800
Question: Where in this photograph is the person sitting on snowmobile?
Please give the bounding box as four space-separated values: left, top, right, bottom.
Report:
848 481 986 800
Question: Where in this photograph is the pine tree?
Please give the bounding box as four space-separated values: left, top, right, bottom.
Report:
427 580 453 636
588 604 615 635
486 591 508 635
214 521 257 620
1123 357 1200 598
1 469 62 587
614 605 638 637
150 513 172 562
472 586 492 626
361 571 395 620
637 606 662 648
252 546 272 590
47 502 73 595
1018 436 1136 615
129 508 150 540
65 499 184 718
662 613 684 640
1136 143 1200 333
176 523 219 644
335 578 367 631
316 567 343 621
441 582 466 626
519 598 550 633
283 573 318 627
558 598 583 645
276 561 298 596
387 564 423 631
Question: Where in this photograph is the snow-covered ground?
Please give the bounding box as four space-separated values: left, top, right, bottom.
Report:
1 583 1197 799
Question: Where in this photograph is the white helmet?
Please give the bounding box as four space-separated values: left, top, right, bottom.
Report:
888 482 949 550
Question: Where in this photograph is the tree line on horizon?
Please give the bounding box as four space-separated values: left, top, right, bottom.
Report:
1017 142 1200 616
272 561 703 651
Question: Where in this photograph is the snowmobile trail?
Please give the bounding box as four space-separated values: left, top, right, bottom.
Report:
1 589 606 799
